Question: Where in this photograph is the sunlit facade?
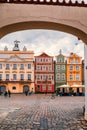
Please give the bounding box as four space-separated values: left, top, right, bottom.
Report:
0 43 34 93
66 52 83 93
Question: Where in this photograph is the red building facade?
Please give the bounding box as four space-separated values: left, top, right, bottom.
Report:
35 52 54 93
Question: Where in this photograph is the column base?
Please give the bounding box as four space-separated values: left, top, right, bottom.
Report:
84 113 87 120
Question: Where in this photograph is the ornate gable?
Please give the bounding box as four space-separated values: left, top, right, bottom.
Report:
6 55 25 62
39 52 52 57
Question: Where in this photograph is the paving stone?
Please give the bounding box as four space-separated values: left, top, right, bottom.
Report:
0 94 86 130
40 118 48 130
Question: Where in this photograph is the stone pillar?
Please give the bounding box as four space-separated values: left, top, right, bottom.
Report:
84 44 87 120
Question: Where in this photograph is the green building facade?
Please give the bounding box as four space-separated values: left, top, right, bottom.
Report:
55 50 67 90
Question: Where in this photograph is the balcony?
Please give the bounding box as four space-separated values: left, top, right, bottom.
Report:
37 81 51 84
13 68 17 70
0 79 32 84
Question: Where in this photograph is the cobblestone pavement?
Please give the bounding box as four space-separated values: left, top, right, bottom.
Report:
0 94 87 130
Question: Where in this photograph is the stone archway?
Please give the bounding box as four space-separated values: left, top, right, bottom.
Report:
0 2 87 120
0 21 87 44
0 3 87 43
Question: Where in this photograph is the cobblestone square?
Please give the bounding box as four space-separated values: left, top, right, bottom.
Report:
0 94 87 130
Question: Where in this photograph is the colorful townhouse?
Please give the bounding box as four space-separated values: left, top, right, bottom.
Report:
55 50 67 92
0 42 35 94
66 52 83 93
35 52 54 93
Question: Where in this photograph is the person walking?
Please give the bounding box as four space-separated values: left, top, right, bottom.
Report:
4 91 7 97
8 90 11 97
25 90 28 96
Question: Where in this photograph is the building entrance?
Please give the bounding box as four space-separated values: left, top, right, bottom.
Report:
23 85 29 93
0 86 6 94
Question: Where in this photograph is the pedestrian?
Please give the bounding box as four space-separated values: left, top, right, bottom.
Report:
25 90 28 96
4 91 7 97
8 90 11 97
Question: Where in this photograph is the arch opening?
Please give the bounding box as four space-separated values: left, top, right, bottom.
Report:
0 21 87 44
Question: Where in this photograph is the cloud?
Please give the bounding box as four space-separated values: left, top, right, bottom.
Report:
0 30 84 58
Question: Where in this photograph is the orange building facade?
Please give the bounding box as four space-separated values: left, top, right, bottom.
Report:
66 53 83 93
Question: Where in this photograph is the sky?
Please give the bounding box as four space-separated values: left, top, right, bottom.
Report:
0 30 84 58
0 0 86 58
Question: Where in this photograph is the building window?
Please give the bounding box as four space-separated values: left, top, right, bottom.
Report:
46 59 48 62
61 73 65 80
0 74 2 80
13 74 17 80
48 66 52 71
75 59 79 63
37 75 40 80
76 74 80 80
42 85 46 90
48 85 52 90
42 66 46 71
28 74 31 80
36 58 40 62
48 75 51 80
70 59 73 63
6 74 9 80
76 66 79 70
12 86 16 90
20 64 24 69
48 58 52 62
56 65 60 70
37 66 40 70
70 75 73 80
6 64 10 69
43 58 45 62
43 75 47 81
59 58 62 62
69 66 73 70
62 65 65 70
0 64 2 69
56 73 60 80
20 74 24 80
13 64 17 69
28 64 31 69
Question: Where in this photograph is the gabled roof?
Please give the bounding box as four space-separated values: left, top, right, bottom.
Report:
67 53 82 58
55 53 65 58
35 52 53 58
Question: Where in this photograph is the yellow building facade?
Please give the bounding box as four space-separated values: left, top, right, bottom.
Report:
66 53 82 93
0 43 34 93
